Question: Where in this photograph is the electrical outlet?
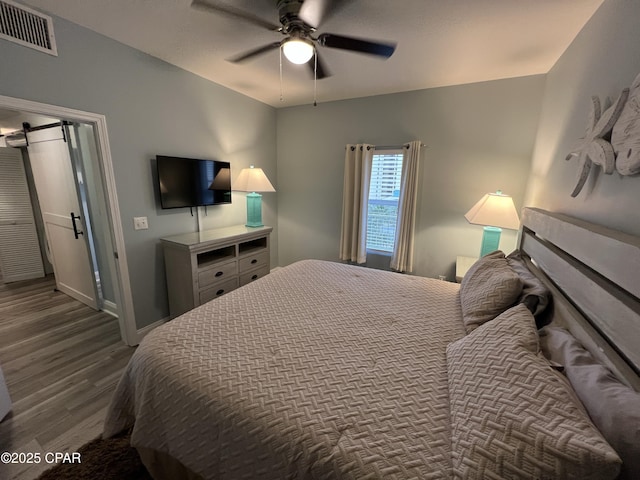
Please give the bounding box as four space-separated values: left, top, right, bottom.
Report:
133 216 148 230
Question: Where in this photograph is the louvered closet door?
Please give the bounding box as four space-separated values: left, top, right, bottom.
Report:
0 147 44 283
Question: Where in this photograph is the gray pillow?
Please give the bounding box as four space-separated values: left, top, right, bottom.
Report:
540 326 640 480
459 250 523 333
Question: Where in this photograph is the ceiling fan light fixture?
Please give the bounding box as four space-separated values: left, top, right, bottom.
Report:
282 38 314 64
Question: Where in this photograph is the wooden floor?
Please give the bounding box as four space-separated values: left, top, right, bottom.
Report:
0 274 136 480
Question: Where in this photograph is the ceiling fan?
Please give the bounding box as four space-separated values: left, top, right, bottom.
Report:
190 0 397 79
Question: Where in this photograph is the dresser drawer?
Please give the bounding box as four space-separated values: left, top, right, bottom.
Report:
239 251 269 273
198 260 237 289
239 265 269 287
199 278 239 304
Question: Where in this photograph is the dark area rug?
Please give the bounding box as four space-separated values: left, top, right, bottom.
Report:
36 431 152 480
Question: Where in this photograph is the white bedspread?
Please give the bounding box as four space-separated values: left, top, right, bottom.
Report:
104 259 465 479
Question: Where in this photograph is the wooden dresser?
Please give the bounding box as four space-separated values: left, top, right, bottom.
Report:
161 225 272 318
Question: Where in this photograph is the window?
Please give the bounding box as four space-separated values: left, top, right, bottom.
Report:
366 150 403 253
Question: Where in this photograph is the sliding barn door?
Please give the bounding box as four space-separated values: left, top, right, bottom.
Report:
0 147 44 283
27 127 98 310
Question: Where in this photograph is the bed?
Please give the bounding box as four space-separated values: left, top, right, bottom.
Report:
103 208 640 480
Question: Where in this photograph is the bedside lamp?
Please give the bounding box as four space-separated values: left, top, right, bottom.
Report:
234 165 275 228
464 190 520 256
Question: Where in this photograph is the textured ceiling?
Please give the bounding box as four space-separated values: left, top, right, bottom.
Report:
17 0 605 108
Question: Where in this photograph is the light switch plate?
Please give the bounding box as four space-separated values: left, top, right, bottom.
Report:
133 216 148 230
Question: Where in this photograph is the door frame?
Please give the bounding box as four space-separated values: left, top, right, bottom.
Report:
0 94 138 346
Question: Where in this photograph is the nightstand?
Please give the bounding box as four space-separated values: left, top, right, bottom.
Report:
455 256 478 283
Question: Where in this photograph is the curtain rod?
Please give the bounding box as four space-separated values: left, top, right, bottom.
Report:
374 143 427 150
347 143 427 151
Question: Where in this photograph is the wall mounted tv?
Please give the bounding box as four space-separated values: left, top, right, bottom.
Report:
156 155 231 209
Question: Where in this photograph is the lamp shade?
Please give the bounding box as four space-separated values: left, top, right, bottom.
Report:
464 191 520 230
234 166 275 193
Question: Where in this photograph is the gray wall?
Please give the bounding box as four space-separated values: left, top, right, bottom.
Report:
0 14 277 328
276 76 545 280
525 0 640 235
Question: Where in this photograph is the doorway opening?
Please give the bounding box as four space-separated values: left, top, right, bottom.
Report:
0 95 137 346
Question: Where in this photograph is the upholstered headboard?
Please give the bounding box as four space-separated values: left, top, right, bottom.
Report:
518 207 640 391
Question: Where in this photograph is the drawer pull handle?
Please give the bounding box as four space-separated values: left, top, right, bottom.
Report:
251 274 258 280
251 259 258 264
216 289 224 296
215 271 224 277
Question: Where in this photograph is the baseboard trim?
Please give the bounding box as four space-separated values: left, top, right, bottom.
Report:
136 317 169 343
102 300 118 318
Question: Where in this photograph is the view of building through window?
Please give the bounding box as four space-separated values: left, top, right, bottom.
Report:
366 150 403 252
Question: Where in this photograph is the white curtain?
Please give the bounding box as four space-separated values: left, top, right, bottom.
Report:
339 144 374 264
391 140 422 273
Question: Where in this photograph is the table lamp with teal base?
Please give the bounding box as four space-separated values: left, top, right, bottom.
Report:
234 165 275 228
465 190 520 256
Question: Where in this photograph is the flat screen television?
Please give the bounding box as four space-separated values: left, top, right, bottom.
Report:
156 155 231 209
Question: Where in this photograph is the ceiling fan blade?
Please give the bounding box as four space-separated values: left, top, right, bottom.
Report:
227 42 281 63
191 0 280 32
306 52 331 79
317 33 396 58
298 0 344 28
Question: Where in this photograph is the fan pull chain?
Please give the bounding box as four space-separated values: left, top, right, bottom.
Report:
279 46 284 103
313 49 317 107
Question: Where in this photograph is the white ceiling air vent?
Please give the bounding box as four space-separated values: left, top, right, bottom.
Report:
0 0 57 56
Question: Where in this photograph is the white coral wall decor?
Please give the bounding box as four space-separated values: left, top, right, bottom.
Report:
566 89 628 197
611 72 640 176
566 71 640 197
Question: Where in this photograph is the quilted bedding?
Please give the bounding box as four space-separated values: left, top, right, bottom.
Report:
104 259 466 479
